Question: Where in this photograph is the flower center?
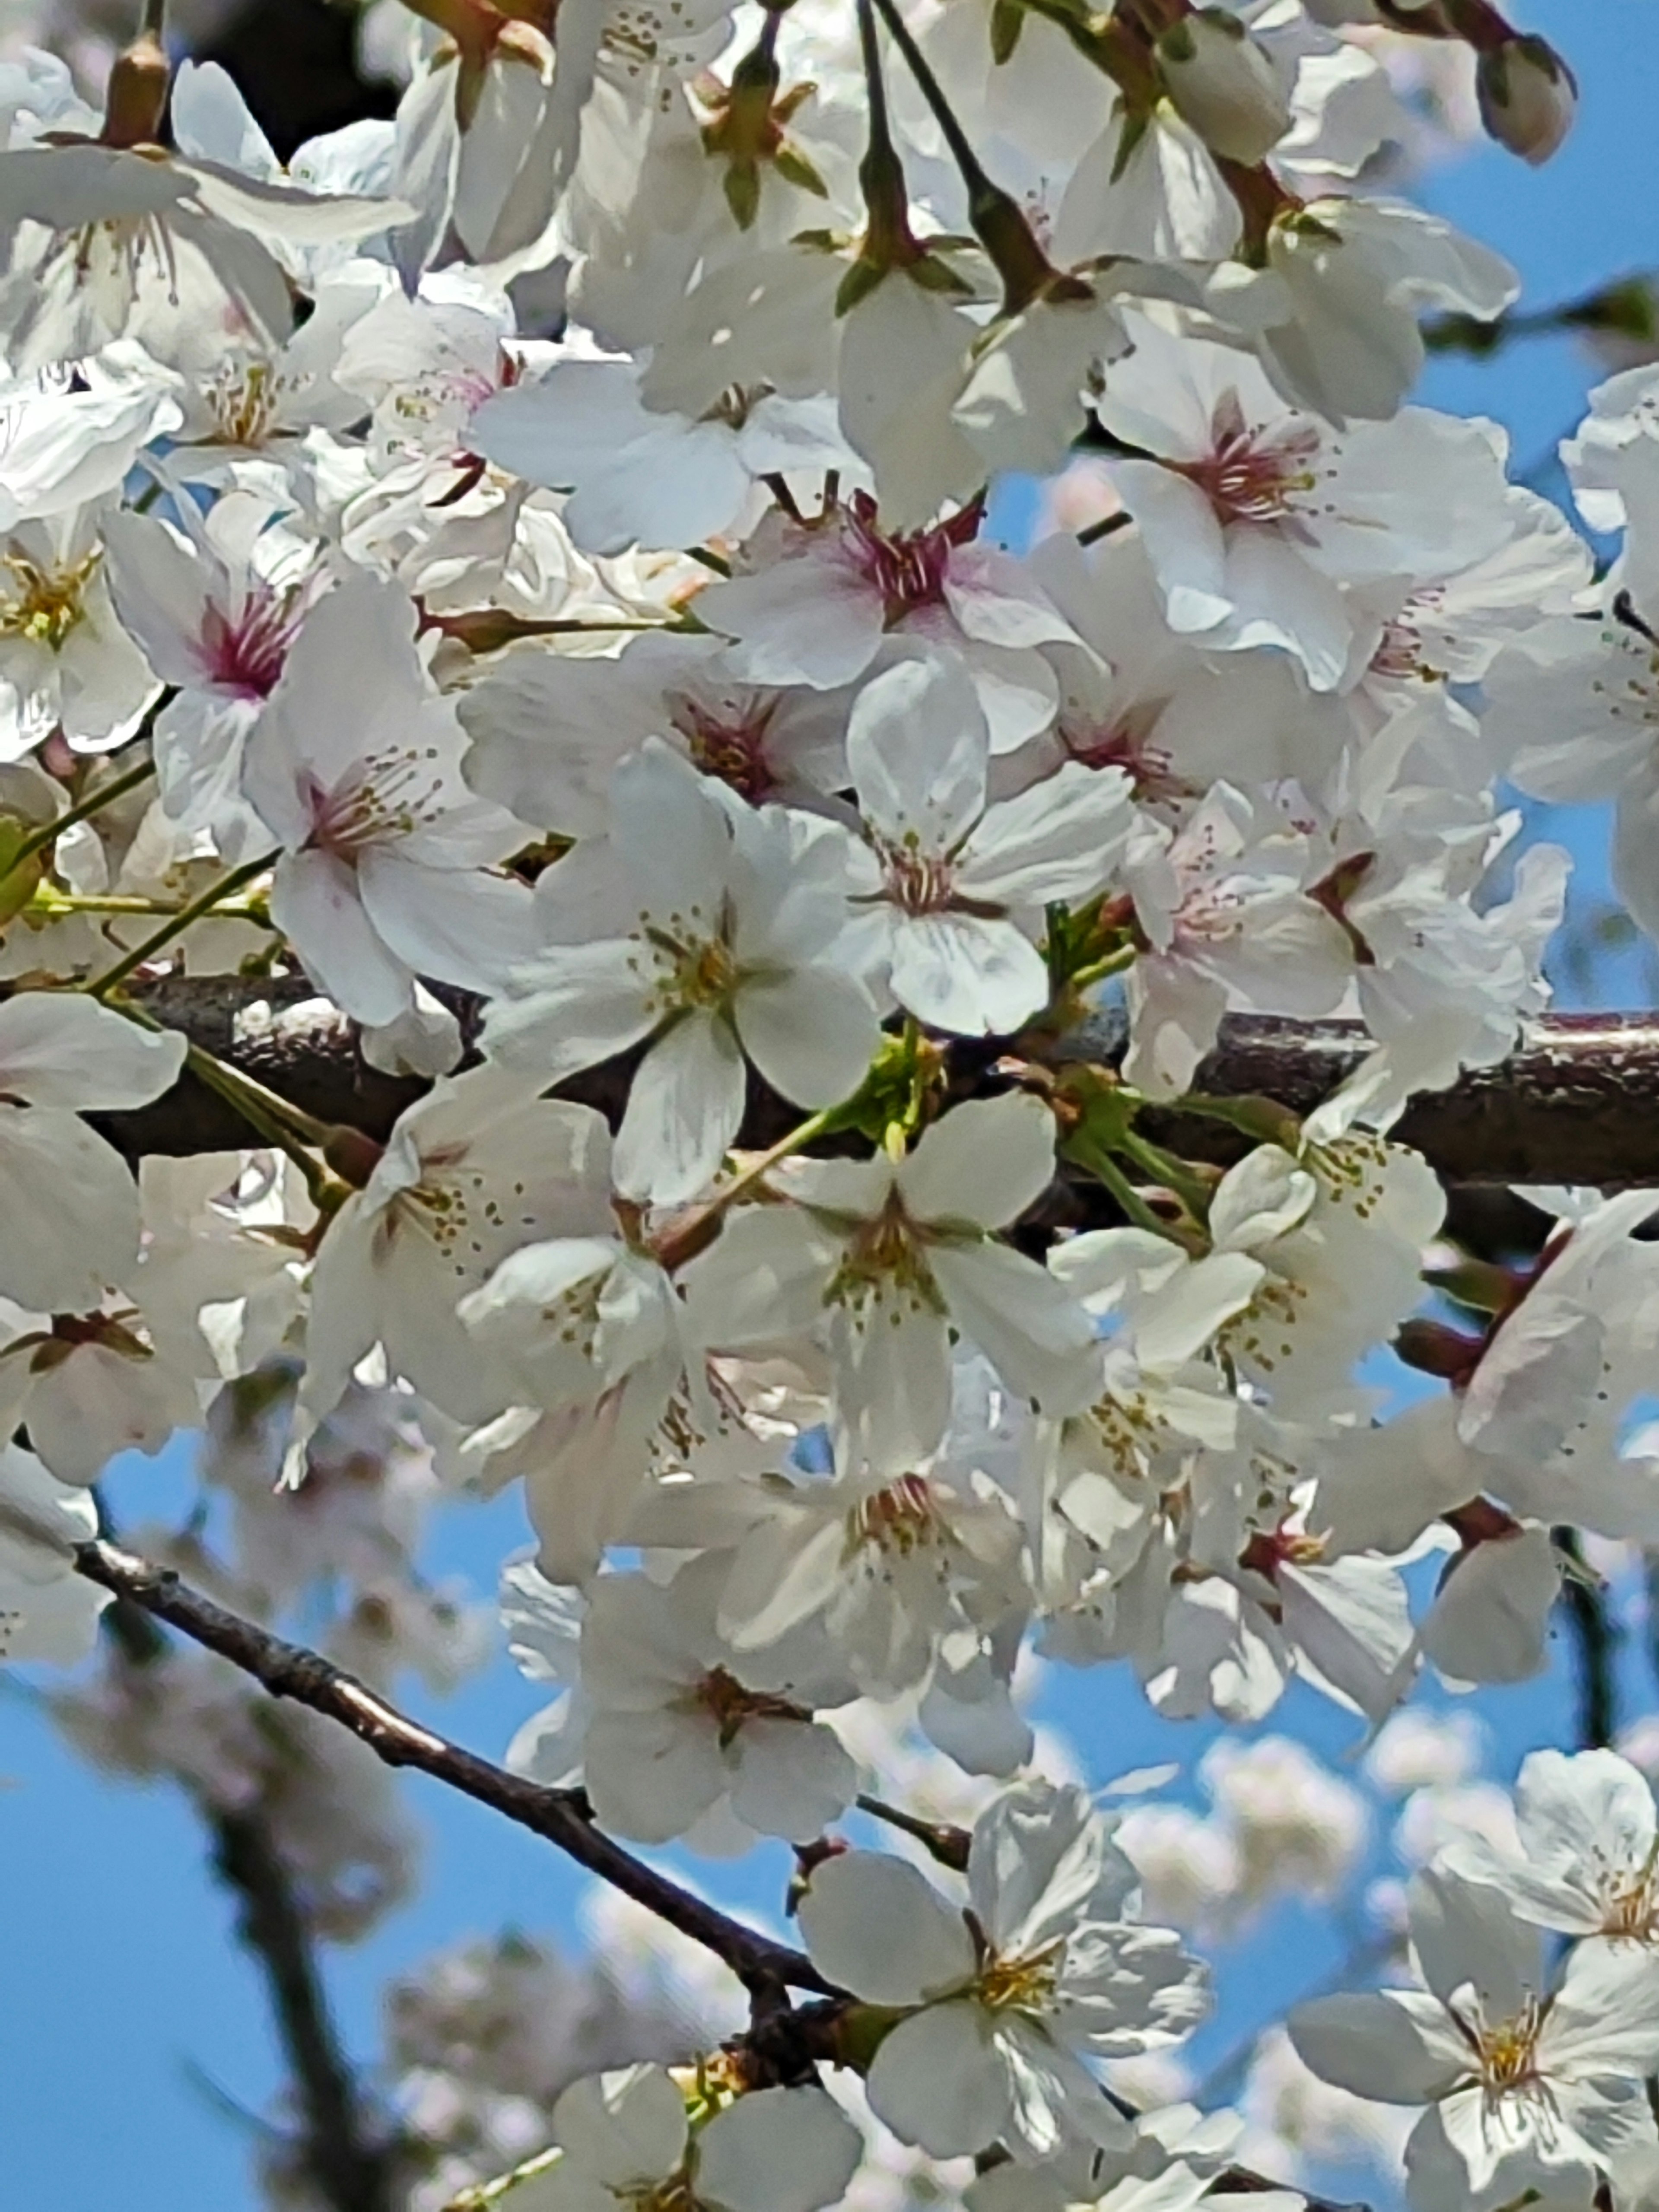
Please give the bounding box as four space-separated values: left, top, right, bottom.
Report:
670 690 781 802
877 837 959 917
0 547 99 650
640 916 741 1014
199 583 308 699
207 359 283 448
1175 395 1322 528
976 1939 1065 2015
691 1663 810 1747
304 743 451 859
1471 1997 1545 2092
843 492 984 626
846 1473 941 1559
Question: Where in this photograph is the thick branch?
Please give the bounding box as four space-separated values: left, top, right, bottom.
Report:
97 981 1659 1188
74 1538 833 2000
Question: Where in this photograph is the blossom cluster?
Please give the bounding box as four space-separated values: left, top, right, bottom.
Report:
0 0 1650 2203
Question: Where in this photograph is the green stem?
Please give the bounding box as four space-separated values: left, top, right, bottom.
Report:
31 890 271 922
181 1044 340 1212
1116 1128 1213 1221
866 0 1055 309
8 753 158 874
1069 1133 1186 1242
83 850 279 999
1067 941 1138 993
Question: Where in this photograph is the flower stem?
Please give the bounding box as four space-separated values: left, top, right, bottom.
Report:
1069 1131 1189 1243
7 753 158 875
30 889 272 922
82 851 279 999
180 1044 343 1212
1116 1127 1214 1221
867 0 1057 310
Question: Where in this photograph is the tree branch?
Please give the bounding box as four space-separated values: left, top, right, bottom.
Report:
1556 1531 1619 1751
101 1585 404 2212
95 980 1659 1189
212 1808 404 2212
82 1541 1374 2212
74 1537 835 2001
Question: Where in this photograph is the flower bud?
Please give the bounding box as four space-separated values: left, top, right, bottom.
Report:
1476 34 1576 167
1155 8 1294 167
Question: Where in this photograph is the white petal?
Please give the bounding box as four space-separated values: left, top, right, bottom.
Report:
0 1110 142 1309
898 1092 1059 1230
930 1239 1099 1417
1287 1990 1465 2104
696 2090 863 2212
735 966 878 1112
554 2066 688 2188
613 1014 746 1205
866 2003 1011 2158
797 1850 976 2005
846 652 988 855
0 992 185 1111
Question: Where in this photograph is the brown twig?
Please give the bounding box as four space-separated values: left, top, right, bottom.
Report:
74 1537 834 2000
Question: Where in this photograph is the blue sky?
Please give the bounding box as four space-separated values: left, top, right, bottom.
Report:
4 8 1657 2206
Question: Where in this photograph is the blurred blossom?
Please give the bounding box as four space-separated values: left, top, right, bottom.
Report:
1362 1707 1487 1797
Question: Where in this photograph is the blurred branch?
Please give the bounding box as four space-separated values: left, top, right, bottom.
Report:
1556 1530 1619 1750
100 1580 404 2212
212 1810 404 2212
1425 272 1659 360
75 1537 836 2002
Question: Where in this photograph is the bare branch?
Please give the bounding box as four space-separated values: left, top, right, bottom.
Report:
74 1537 835 2000
79 1541 1376 2212
94 979 1659 1189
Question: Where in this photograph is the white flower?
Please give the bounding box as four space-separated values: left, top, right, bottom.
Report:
1210 197 1518 423
242 572 537 1030
0 1440 110 1662
830 652 1137 1037
1442 1749 1659 1947
304 1068 615 1425
456 1231 693 1584
511 2066 864 2212
1290 1868 1659 2212
648 1455 1030 1707
457 632 852 834
1095 318 1517 690
686 1092 1100 1473
797 1781 1207 2161
1122 786 1353 1099
102 491 321 857
0 134 404 375
0 994 185 1313
506 1556 859 1847
484 740 878 1205
471 357 855 556
699 499 1079 753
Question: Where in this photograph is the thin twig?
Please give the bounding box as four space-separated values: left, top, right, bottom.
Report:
73 1537 835 1999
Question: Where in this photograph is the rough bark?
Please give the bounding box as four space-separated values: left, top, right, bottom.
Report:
99 979 1659 1190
